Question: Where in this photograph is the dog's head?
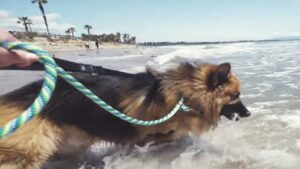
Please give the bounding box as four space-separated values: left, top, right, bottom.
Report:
210 63 251 120
175 62 251 121
206 62 251 120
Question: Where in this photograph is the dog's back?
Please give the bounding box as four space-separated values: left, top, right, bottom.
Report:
0 71 159 169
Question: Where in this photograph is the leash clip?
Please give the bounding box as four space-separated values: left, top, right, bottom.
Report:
180 104 191 112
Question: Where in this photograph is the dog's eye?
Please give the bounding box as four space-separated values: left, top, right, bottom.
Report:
231 92 240 100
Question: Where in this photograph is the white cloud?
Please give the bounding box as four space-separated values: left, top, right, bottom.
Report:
265 31 300 39
292 32 300 36
0 10 23 31
0 10 9 17
0 9 74 34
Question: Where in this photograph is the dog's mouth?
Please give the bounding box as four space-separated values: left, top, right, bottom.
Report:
223 112 241 121
220 100 251 121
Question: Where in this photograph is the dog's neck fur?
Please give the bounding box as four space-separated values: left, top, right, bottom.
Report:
160 64 221 127
120 63 220 128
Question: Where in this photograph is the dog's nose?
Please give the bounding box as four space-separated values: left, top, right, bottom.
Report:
241 111 251 117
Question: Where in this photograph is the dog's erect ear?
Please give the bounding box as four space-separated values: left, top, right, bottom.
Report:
216 62 231 77
208 62 231 89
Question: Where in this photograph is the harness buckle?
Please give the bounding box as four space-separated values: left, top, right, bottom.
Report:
80 64 105 76
79 64 97 76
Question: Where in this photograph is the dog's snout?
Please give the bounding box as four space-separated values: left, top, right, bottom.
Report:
240 111 251 117
237 101 251 118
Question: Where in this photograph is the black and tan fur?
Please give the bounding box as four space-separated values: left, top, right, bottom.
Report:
0 62 250 169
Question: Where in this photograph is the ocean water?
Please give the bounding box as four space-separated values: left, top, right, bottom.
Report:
1 41 300 169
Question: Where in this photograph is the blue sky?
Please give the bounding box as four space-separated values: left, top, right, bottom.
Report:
0 0 300 42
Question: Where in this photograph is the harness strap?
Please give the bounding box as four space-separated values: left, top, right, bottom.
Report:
55 58 104 75
0 57 133 77
0 58 102 74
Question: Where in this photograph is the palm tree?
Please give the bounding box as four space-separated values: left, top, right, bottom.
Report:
65 28 71 37
17 17 30 32
69 27 76 38
122 33 130 43
129 36 136 44
31 0 50 35
107 33 115 42
99 34 107 42
84 25 92 37
27 19 33 32
115 32 121 43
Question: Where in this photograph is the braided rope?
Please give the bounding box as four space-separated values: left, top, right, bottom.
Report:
0 41 189 139
0 42 57 138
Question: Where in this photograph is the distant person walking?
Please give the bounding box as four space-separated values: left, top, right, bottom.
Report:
95 40 99 49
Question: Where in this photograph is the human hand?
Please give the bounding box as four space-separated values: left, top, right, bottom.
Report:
0 29 39 67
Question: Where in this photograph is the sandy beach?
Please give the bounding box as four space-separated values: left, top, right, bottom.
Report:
27 37 137 52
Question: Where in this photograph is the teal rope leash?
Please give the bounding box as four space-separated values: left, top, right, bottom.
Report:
0 42 58 139
0 41 190 139
57 67 189 125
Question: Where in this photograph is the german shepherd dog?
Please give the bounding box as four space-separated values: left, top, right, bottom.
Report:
0 62 250 169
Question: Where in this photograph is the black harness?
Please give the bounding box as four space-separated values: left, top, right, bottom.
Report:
0 58 128 76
